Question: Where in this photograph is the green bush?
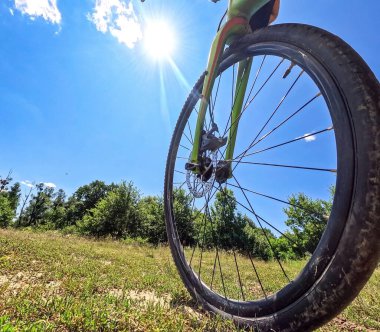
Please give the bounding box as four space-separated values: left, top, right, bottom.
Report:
78 181 141 238
0 195 14 228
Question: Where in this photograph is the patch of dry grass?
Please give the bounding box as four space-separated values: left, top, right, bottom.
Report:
0 229 378 331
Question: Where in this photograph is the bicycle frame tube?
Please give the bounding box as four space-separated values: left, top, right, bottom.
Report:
228 0 272 20
190 0 272 176
225 57 253 164
190 16 250 165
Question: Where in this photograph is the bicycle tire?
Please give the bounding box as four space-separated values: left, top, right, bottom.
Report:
164 24 380 331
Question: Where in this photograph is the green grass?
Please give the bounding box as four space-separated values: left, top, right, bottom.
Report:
0 229 378 331
182 247 307 301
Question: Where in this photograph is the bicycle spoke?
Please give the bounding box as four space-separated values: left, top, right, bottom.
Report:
244 55 266 109
187 186 219 234
233 249 245 301
255 214 298 245
207 184 230 302
216 187 246 301
229 72 313 177
220 182 299 245
234 161 337 173
217 247 229 303
231 175 290 282
248 252 267 299
176 194 196 266
179 144 190 152
182 130 192 146
198 187 218 285
225 181 326 220
187 121 194 143
241 126 334 158
243 58 285 112
189 203 207 266
234 92 321 162
221 56 266 141
212 73 222 113
173 181 187 191
188 184 217 268
221 63 250 138
179 181 187 190
234 69 304 161
248 92 322 151
210 250 218 290
198 214 207 281
222 57 285 138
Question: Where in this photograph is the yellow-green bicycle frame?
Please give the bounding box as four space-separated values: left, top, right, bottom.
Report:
190 0 272 177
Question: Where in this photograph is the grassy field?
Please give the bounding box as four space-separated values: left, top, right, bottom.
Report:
0 229 378 331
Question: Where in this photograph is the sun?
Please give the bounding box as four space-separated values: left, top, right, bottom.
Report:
143 20 176 60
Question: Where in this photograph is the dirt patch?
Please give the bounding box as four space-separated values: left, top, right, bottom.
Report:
181 305 203 320
101 260 112 266
0 275 9 286
109 288 124 298
328 317 377 332
46 280 62 289
107 288 204 319
0 271 62 296
247 282 265 297
0 273 29 295
129 290 171 308
108 289 172 308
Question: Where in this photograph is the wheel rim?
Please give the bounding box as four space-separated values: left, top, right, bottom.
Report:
165 41 354 317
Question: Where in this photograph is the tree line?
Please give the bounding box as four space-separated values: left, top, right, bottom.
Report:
0 174 332 260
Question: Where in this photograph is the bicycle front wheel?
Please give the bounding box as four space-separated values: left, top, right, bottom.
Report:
164 24 380 331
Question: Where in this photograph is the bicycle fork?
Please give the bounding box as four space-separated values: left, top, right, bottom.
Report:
188 17 252 182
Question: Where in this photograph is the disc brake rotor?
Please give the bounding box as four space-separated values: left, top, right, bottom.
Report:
186 151 217 198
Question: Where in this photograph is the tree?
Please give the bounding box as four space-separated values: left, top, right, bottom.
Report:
46 189 67 229
138 195 166 244
0 174 20 228
0 195 13 228
78 181 141 238
19 183 54 227
194 209 213 248
193 190 276 260
7 182 21 212
283 190 333 256
271 232 299 260
243 216 274 261
64 180 116 227
210 189 247 250
16 185 34 227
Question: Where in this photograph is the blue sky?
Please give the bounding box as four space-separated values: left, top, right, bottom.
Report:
0 0 379 200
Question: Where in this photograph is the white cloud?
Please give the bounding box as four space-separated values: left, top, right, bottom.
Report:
14 0 61 24
303 134 317 142
20 180 56 188
43 182 56 188
88 0 142 48
21 180 34 188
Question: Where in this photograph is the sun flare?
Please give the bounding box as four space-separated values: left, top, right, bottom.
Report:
143 20 176 60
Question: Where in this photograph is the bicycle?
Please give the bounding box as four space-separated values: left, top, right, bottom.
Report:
162 0 379 330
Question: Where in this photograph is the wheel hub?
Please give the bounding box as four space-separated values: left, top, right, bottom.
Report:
185 123 228 197
185 152 217 198
215 160 231 184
